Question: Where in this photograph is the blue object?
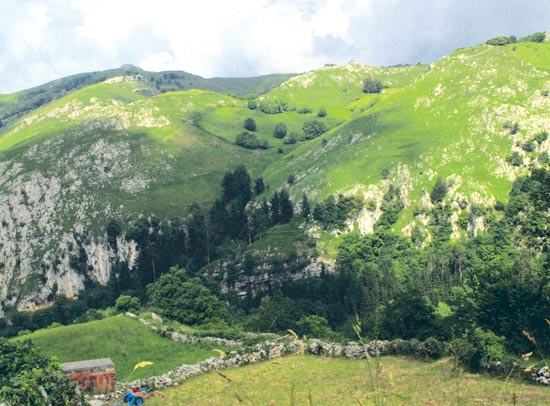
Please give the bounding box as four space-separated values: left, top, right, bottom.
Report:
124 392 144 405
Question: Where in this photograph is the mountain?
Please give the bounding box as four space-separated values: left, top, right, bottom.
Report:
0 37 549 317
0 64 294 130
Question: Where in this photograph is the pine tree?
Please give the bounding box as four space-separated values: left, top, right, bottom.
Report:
254 176 265 195
301 193 310 218
279 189 294 223
270 192 280 224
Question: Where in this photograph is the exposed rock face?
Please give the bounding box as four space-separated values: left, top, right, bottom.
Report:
0 126 146 315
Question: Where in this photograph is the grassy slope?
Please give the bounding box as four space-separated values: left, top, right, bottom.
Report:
1 44 548 301
13 315 231 381
0 66 294 132
144 355 549 406
263 42 550 231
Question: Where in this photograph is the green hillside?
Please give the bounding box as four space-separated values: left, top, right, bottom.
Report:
14 315 232 381
1 39 549 316
265 41 550 234
143 355 549 406
0 65 294 131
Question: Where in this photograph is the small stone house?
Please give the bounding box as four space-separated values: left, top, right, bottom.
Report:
61 358 116 392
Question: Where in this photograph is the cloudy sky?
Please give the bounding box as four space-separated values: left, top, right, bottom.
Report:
1 0 549 93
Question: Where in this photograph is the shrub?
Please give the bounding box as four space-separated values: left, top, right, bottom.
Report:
522 140 536 152
296 315 335 339
297 106 312 114
486 36 514 46
317 106 327 117
258 100 292 114
115 294 140 313
0 338 86 405
363 78 383 94
273 122 287 138
303 119 327 140
235 132 269 149
243 117 257 131
506 151 523 166
533 131 548 144
539 152 550 165
247 99 257 110
284 132 298 144
519 32 546 43
452 328 507 372
421 337 446 359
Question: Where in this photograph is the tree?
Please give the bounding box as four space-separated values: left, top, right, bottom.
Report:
317 106 327 117
106 218 122 250
0 338 86 405
279 189 294 223
254 176 265 195
249 294 297 332
430 177 448 204
363 78 383 94
222 165 252 203
147 266 228 325
301 194 310 218
303 120 327 140
243 117 257 131
247 99 257 110
273 122 287 138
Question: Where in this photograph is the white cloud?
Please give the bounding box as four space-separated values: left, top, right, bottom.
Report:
0 0 549 93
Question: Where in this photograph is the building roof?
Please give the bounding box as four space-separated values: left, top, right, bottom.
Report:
61 358 114 373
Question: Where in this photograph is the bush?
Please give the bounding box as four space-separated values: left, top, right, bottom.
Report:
297 106 312 114
452 328 507 372
243 117 257 131
0 338 86 405
519 32 546 43
363 78 383 94
303 119 327 140
522 140 536 152
317 106 327 117
235 132 269 149
273 122 287 138
386 337 446 359
506 151 523 166
284 131 298 144
115 294 140 313
258 100 292 114
533 131 548 144
247 99 257 110
296 315 335 339
486 36 514 46
421 337 446 359
539 152 550 165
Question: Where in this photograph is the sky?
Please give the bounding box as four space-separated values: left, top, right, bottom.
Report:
0 0 549 94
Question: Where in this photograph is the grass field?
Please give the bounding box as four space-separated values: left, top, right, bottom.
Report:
142 355 550 406
14 315 234 381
